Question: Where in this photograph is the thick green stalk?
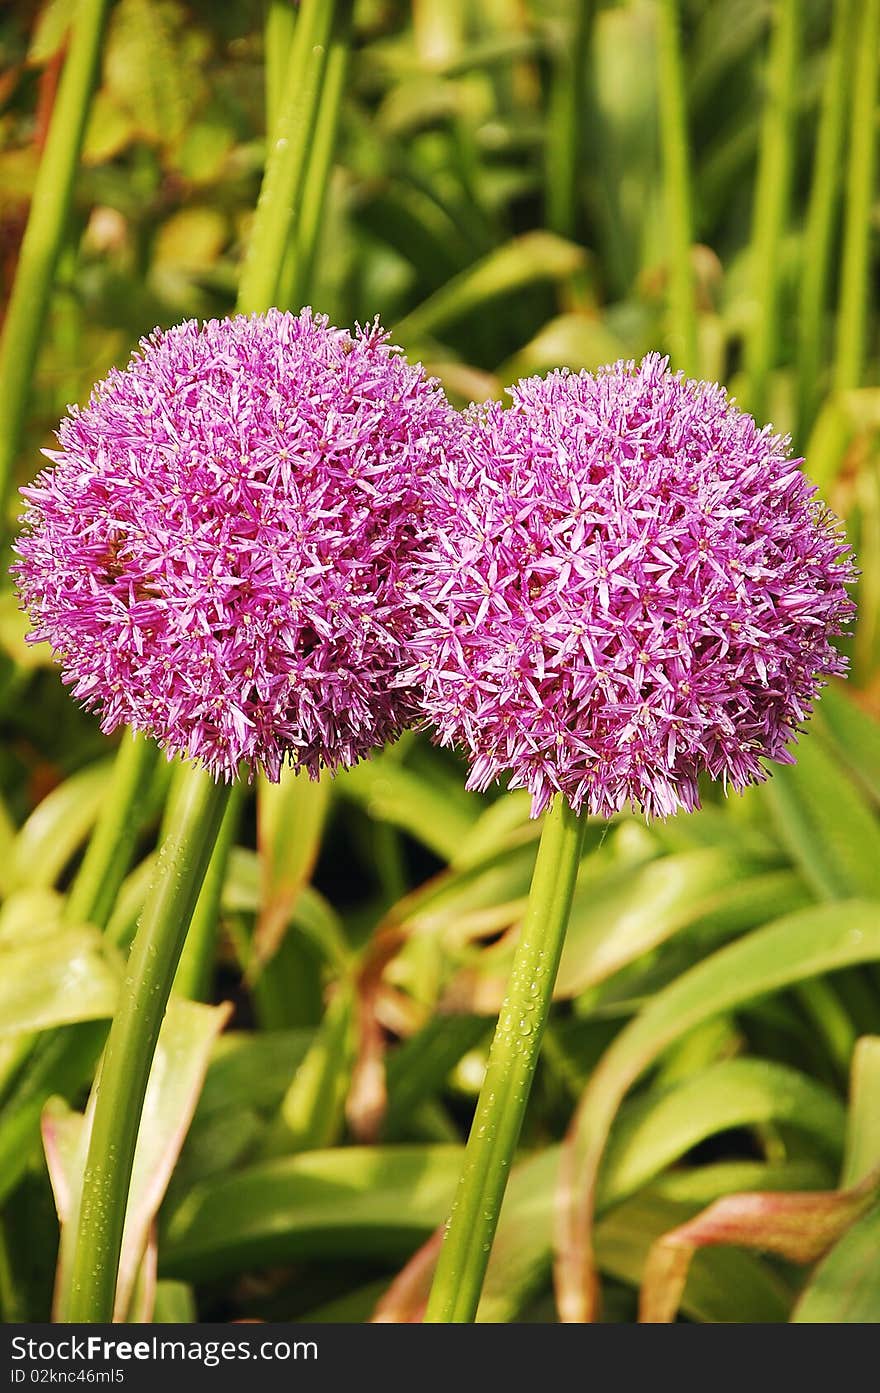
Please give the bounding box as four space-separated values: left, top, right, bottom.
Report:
66 773 230 1322
425 799 586 1323
173 785 243 1002
744 0 800 423
656 0 698 377
545 1 594 238
795 0 855 439
238 0 347 314
280 12 352 309
264 0 298 138
65 732 157 928
833 0 880 391
0 0 110 513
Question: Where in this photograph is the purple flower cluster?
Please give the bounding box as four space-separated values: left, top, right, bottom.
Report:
14 309 454 780
15 331 855 812
402 355 855 817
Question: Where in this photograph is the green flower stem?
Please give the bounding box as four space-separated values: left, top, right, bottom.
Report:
66 772 230 1323
833 0 880 392
744 0 800 423
795 0 855 439
264 0 298 138
279 8 353 309
65 732 157 929
657 0 698 377
173 784 243 1002
237 0 349 315
425 799 586 1323
63 5 349 1320
0 0 110 514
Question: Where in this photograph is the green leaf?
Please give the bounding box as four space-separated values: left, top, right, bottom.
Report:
105 855 156 948
393 232 587 344
103 0 207 147
792 1036 880 1322
262 986 354 1155
153 207 228 271
652 1015 742 1087
0 591 52 676
83 90 138 164
451 792 535 868
400 839 537 945
376 1147 794 1323
0 929 118 1037
160 1146 464 1280
816 683 880 805
588 1 662 297
354 187 469 296
558 898 880 1321
597 1191 792 1324
476 1147 561 1323
0 795 15 901
761 735 880 899
653 1159 836 1206
112 1000 231 1318
173 1105 263 1191
450 858 810 1014
487 1084 838 1322
497 313 629 383
112 845 345 969
27 0 76 64
792 1203 880 1322
577 869 810 1017
393 822 622 984
302 1279 391 1323
174 109 235 184
557 848 776 998
383 1014 489 1140
639 1169 880 1323
9 763 114 894
599 1058 846 1211
152 1281 197 1323
842 1036 880 1186
0 888 65 944
647 797 781 857
45 999 230 1320
254 767 331 970
334 753 479 862
0 1024 107 1209
196 1029 314 1118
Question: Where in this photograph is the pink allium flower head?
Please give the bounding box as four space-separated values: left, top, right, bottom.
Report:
14 308 455 781
402 355 856 818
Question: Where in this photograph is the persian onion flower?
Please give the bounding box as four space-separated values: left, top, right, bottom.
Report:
403 354 856 819
14 308 456 780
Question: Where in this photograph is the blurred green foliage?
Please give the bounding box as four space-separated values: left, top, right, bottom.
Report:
1 0 880 1324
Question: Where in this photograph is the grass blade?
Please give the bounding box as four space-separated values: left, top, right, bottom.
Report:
833 0 880 390
743 0 800 421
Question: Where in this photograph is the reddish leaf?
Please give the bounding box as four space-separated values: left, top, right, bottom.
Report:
639 1168 880 1323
